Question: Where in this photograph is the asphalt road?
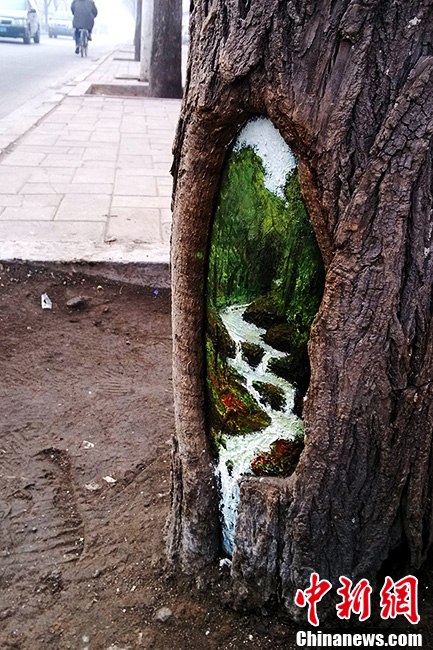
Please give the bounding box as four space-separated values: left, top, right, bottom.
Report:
0 33 122 120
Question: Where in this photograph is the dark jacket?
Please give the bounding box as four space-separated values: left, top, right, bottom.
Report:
71 0 98 31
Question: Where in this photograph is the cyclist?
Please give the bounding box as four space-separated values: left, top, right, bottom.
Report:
71 0 98 55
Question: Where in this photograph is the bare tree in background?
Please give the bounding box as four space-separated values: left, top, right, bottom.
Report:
168 0 433 620
35 0 57 27
149 0 182 97
134 0 142 61
132 0 182 94
139 0 153 81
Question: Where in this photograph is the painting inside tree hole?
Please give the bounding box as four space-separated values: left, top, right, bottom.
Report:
205 117 325 555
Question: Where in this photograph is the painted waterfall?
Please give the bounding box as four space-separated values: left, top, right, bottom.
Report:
205 117 324 555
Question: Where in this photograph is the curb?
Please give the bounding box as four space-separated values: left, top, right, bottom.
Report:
2 259 171 289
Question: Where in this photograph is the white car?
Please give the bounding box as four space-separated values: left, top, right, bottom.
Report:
48 11 73 39
0 0 40 44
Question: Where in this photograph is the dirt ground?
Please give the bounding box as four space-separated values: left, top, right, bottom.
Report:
0 262 432 650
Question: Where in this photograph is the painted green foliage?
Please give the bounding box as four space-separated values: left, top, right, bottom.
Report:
208 146 288 309
207 147 324 346
205 134 325 457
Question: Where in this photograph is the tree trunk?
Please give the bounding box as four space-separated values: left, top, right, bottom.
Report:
139 0 153 81
168 0 433 619
149 0 182 98
134 0 142 61
43 0 52 30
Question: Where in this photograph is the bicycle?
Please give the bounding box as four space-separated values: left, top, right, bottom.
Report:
78 28 89 57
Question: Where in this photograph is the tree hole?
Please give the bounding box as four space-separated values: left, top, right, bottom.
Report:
205 117 325 554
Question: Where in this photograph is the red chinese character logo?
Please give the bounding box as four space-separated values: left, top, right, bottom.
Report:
380 575 420 624
294 572 332 626
336 576 372 621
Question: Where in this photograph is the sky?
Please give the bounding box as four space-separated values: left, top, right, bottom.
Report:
41 0 189 44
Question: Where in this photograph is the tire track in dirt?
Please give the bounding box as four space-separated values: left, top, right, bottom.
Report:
0 447 84 574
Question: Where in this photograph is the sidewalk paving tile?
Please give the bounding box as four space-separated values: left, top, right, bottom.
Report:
24 134 60 146
72 168 116 184
112 195 170 209
107 207 162 242
56 194 110 221
68 147 87 157
0 206 56 221
19 183 60 195
0 220 105 242
28 169 75 183
0 47 181 267
0 166 33 178
161 221 171 244
157 182 172 197
116 156 154 168
91 131 122 143
115 166 157 177
0 195 24 207
43 155 85 168
82 148 118 162
0 177 27 193
2 152 46 166
50 182 114 195
22 195 64 208
114 177 158 196
82 159 118 168
19 145 72 155
118 141 153 156
57 132 94 143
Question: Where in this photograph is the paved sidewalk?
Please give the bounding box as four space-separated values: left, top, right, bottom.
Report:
0 48 181 279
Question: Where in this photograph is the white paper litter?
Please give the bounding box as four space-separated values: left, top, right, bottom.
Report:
41 293 52 310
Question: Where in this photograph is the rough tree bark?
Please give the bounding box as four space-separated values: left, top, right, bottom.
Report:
168 0 433 619
149 0 182 98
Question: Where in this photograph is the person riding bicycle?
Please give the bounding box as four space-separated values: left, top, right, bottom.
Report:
71 0 98 55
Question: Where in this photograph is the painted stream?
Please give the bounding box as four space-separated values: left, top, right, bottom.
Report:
217 304 303 555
